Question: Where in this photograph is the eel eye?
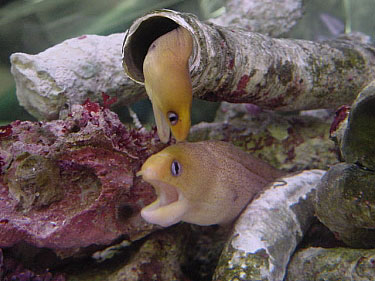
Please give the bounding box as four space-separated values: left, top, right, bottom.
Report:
171 160 182 176
167 111 178 125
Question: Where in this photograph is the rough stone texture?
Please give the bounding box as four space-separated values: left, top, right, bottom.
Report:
286 247 375 281
315 163 375 248
189 103 338 172
209 0 303 37
0 99 167 257
10 33 145 120
213 170 325 281
123 10 375 111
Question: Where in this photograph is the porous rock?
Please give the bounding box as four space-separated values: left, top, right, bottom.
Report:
0 99 166 257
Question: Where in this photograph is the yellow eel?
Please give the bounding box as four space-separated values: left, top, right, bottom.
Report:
137 140 284 227
143 26 193 143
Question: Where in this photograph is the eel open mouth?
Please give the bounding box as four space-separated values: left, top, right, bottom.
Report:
140 179 190 227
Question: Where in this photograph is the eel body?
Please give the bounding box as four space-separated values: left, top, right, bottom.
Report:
137 140 284 227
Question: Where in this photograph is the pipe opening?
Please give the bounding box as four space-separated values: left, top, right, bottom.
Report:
123 17 180 83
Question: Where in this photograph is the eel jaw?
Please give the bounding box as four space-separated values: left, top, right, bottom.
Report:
152 102 171 143
140 179 190 227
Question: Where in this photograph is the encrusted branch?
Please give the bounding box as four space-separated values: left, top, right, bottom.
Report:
10 7 375 121
123 10 375 111
9 2 303 120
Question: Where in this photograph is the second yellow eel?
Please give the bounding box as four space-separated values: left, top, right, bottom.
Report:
143 26 193 143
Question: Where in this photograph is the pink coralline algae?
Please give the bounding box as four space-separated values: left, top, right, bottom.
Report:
0 100 167 257
330 105 351 137
0 125 12 139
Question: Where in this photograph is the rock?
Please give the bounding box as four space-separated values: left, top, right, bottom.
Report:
180 225 231 281
0 99 167 257
189 102 338 172
213 170 325 281
60 223 228 281
315 163 375 248
286 247 375 281
68 226 190 281
315 79 375 248
106 227 188 281
5 154 64 212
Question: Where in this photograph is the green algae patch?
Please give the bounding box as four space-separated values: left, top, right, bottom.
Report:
267 121 290 141
214 246 269 281
5 153 64 211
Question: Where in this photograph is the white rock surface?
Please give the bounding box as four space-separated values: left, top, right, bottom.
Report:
209 0 303 37
214 169 325 281
10 33 145 120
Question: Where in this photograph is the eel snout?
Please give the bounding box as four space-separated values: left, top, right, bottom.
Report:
137 169 190 227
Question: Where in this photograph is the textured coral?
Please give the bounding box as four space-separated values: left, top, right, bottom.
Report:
0 99 167 257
